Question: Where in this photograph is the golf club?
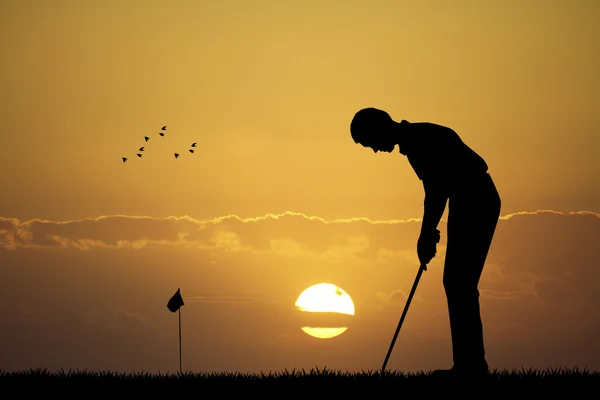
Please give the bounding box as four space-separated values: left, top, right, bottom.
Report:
381 229 440 373
380 262 428 373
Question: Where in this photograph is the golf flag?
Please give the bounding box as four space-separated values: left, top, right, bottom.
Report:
167 288 184 313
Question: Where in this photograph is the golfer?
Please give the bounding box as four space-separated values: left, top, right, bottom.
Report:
350 107 501 378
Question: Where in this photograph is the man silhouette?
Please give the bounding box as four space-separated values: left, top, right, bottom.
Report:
350 107 501 379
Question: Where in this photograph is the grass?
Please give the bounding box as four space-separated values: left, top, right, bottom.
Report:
0 367 600 385
1 367 598 393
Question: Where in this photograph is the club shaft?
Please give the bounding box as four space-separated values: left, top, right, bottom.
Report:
381 264 426 373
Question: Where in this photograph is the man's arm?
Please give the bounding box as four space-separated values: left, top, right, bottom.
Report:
420 178 448 236
416 178 446 266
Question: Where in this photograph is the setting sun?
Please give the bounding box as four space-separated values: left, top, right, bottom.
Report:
295 283 355 339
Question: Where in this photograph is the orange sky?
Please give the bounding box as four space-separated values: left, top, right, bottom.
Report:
1 0 599 373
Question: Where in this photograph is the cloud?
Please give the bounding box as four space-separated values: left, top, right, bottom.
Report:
3 209 597 287
2 209 598 311
184 296 254 304
0 211 423 259
376 289 408 304
479 288 539 303
1 209 599 371
483 209 600 311
2 210 595 251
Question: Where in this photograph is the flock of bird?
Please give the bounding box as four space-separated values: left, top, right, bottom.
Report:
122 126 197 163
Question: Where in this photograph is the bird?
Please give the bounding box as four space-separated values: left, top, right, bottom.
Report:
162 126 167 131
191 142 196 147
159 132 165 136
189 149 194 153
144 136 150 142
139 147 145 151
137 153 142 157
174 153 179 158
122 157 127 163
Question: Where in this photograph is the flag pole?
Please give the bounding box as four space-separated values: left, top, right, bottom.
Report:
167 288 184 375
178 307 182 374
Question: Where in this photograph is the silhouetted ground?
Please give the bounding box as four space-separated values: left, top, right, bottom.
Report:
1 367 597 394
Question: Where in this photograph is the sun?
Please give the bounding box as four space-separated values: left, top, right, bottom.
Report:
300 327 348 339
295 283 355 339
295 283 355 315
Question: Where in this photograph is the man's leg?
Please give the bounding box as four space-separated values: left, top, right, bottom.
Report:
443 187 500 374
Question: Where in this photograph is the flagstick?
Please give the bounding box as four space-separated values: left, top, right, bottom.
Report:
178 307 182 374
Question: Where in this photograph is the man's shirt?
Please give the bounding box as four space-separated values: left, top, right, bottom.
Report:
400 122 489 198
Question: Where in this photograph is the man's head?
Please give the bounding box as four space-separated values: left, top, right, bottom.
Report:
350 107 398 153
